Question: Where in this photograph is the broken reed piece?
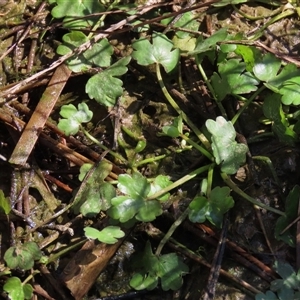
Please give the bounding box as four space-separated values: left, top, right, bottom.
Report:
9 64 72 166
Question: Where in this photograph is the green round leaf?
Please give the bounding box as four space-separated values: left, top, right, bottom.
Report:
59 104 77 119
84 227 101 240
4 277 24 300
58 118 79 136
132 32 179 73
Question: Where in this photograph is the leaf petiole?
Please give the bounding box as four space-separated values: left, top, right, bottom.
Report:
148 163 213 200
195 56 227 119
156 63 211 150
221 172 285 216
81 126 127 164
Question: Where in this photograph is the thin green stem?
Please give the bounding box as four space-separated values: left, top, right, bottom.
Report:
206 164 214 198
180 134 214 161
231 85 265 125
148 163 213 200
81 126 127 163
23 270 40 285
155 206 190 256
221 172 285 216
47 239 86 265
195 56 227 119
135 147 190 168
156 63 211 150
232 4 282 21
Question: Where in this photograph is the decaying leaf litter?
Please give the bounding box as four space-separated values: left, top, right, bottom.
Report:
1 0 300 299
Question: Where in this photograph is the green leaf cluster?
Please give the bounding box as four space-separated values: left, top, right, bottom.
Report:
57 34 113 73
189 186 234 228
206 116 248 174
4 242 42 271
256 261 300 300
56 32 130 107
130 241 188 291
211 59 259 101
108 173 172 223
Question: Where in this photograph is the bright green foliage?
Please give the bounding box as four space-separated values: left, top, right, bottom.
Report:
58 102 93 136
189 28 228 55
50 0 105 29
235 45 261 72
253 53 300 105
0 189 10 215
150 175 173 202
211 59 259 101
73 161 115 217
4 242 42 271
134 140 147 153
161 11 199 39
189 186 234 228
256 261 300 300
130 241 188 291
206 116 248 174
86 56 131 107
263 94 297 144
84 226 125 244
267 63 300 90
253 53 282 82
162 115 183 138
132 32 180 73
108 172 172 222
279 77 300 105
275 185 300 247
3 277 33 300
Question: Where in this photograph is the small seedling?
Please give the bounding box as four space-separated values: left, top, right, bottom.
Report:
3 277 33 300
58 102 93 136
189 186 234 228
108 172 172 223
